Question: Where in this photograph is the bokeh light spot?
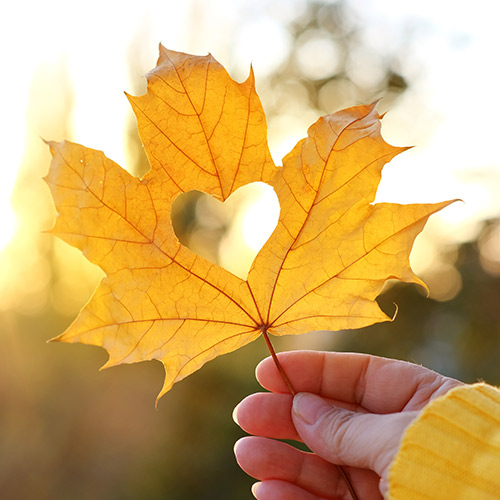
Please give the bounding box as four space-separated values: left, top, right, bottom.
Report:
295 29 343 80
479 223 500 276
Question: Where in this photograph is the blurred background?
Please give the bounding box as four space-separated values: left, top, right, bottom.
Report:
1 0 500 498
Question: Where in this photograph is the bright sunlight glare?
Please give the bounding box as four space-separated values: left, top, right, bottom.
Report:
0 208 16 253
241 183 281 251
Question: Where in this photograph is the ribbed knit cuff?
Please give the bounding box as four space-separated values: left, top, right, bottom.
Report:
388 383 500 499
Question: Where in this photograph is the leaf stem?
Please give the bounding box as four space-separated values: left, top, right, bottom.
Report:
261 328 296 395
261 329 360 500
337 465 360 500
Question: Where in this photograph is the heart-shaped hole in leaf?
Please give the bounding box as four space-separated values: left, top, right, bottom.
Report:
171 182 280 279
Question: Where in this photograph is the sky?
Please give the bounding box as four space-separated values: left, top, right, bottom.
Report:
1 0 499 306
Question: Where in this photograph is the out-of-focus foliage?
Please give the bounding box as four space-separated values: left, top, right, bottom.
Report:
263 0 408 115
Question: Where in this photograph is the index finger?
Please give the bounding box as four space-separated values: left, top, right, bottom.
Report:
256 350 460 413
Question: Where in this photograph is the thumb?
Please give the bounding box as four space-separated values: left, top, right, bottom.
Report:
292 393 416 481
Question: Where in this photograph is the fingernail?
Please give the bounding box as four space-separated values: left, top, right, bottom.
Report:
232 402 241 425
251 482 261 498
293 392 326 425
379 477 389 496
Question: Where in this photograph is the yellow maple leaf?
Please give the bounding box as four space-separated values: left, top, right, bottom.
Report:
45 46 453 401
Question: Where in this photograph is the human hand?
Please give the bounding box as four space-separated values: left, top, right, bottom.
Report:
233 350 461 500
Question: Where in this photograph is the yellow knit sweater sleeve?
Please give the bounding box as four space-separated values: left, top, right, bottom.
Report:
388 383 500 499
